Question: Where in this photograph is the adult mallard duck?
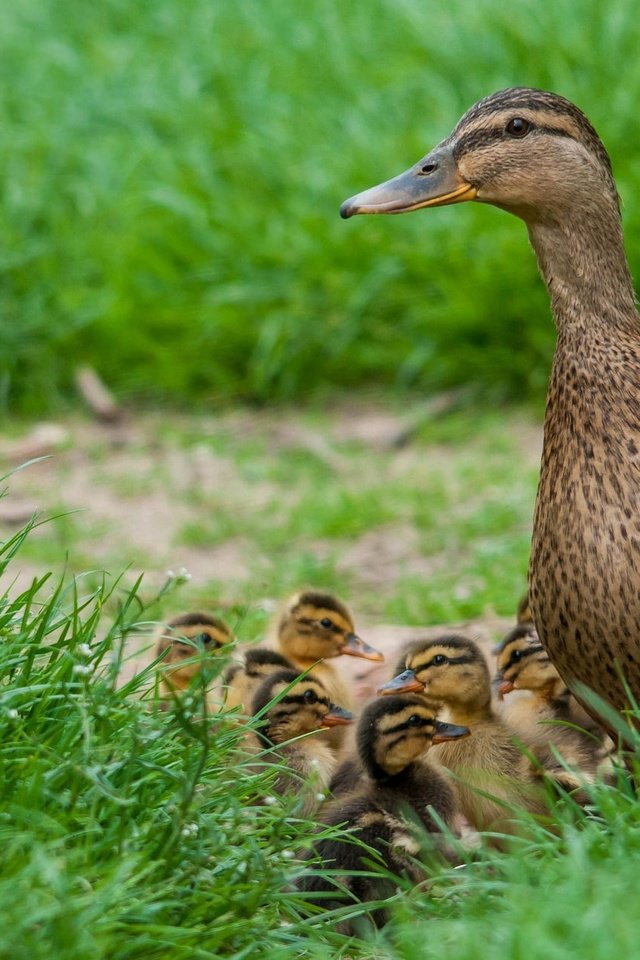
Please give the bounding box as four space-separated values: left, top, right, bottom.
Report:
341 88 640 722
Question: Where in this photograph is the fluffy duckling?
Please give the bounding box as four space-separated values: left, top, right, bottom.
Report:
270 590 383 749
516 594 534 626
297 695 469 931
222 647 294 713
155 612 233 709
379 634 546 832
495 625 611 780
248 669 352 812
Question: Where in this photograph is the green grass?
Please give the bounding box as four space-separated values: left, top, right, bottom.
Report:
2 0 640 413
3 509 640 958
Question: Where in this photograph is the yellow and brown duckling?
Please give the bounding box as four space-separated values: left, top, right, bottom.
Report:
155 612 233 709
222 647 294 714
270 590 383 749
297 695 469 931
516 594 534 626
494 625 612 780
379 634 546 832
341 87 640 725
248 669 352 813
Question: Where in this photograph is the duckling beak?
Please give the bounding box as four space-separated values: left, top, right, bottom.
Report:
322 703 353 727
378 669 424 695
340 144 476 218
432 719 471 744
498 679 515 696
341 632 385 662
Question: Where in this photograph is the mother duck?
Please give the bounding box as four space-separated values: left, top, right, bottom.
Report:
341 88 640 720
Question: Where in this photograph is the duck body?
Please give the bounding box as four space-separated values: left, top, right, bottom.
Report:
298 696 469 929
341 87 640 720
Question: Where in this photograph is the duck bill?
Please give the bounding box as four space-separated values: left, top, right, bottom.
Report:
322 704 353 727
498 679 515 696
378 669 424 695
341 632 384 662
340 144 476 219
432 720 471 744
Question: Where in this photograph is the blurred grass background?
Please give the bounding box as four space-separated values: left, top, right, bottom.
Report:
2 0 640 415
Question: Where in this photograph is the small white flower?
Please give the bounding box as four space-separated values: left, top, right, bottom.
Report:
315 792 326 802
263 795 278 806
165 569 175 579
309 758 321 769
77 644 92 658
175 567 192 583
7 709 19 720
181 822 199 838
73 664 92 677
280 850 295 860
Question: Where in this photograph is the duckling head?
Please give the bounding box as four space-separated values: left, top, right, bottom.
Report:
494 624 564 699
252 669 353 746
379 635 491 713
516 594 534 625
277 590 383 664
358 695 470 780
224 647 293 686
156 612 234 685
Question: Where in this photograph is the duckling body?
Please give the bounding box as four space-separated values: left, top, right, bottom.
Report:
269 590 383 750
341 88 640 721
248 670 352 813
298 696 469 930
380 635 544 831
223 647 293 714
155 612 233 709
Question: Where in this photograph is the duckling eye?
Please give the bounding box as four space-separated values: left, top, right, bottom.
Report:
319 618 334 630
511 649 523 663
431 654 448 666
505 117 530 138
303 689 318 704
196 632 213 646
407 714 422 727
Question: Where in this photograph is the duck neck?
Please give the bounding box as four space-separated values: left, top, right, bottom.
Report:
527 203 639 340
449 690 493 727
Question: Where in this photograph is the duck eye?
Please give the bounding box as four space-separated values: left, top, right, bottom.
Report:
303 689 318 704
319 618 334 630
505 117 530 138
431 654 447 666
407 714 422 727
511 649 523 663
196 632 213 646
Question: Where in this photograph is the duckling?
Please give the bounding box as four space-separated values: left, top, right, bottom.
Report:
341 87 640 725
155 612 233 709
297 695 470 931
222 647 294 713
379 634 546 832
270 590 383 749
495 625 612 779
248 669 352 813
